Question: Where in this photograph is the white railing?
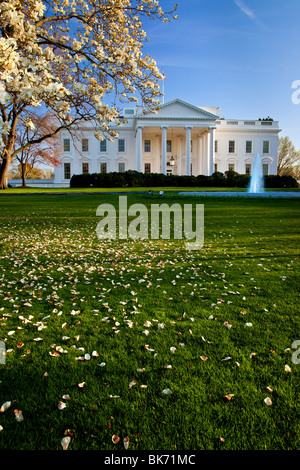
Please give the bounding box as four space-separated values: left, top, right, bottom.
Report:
215 120 278 128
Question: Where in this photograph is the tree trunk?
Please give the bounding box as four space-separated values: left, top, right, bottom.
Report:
21 162 27 187
0 157 11 190
0 128 17 189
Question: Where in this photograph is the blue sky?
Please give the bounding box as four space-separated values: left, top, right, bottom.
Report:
142 0 300 149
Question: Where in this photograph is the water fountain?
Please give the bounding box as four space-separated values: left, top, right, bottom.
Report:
179 151 299 198
248 153 264 194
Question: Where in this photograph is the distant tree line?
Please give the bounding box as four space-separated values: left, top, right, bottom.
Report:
8 164 54 181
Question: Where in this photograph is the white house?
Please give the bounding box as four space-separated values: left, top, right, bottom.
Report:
54 98 281 186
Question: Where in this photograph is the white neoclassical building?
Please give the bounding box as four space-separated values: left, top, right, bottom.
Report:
54 98 281 186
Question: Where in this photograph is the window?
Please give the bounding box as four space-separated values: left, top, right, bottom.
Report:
82 138 89 152
118 162 125 173
228 163 235 172
118 138 125 152
100 163 107 173
246 141 252 154
82 163 89 174
64 163 71 180
100 139 107 152
245 163 251 175
63 138 70 152
263 141 270 154
229 141 235 153
144 163 151 173
215 140 218 153
167 140 172 153
144 140 151 152
263 164 269 176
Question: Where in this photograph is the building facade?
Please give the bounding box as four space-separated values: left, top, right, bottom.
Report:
54 99 281 186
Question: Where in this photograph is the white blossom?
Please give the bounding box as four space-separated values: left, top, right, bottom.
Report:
24 119 35 130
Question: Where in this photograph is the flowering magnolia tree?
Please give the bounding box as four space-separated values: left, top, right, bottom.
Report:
0 0 178 189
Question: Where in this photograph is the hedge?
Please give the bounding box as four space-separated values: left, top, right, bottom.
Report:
70 170 299 189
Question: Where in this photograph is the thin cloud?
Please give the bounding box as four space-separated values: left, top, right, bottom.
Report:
235 0 256 20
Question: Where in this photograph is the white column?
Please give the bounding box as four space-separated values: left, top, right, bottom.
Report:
136 126 143 172
201 134 205 175
161 126 168 175
198 135 203 175
186 127 192 176
178 136 182 175
202 132 208 176
206 131 210 176
155 134 160 173
205 131 210 176
209 127 216 175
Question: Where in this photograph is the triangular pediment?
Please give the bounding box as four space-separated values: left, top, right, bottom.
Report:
136 99 219 120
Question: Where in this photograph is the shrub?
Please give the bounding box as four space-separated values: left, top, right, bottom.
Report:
264 174 298 188
69 171 299 189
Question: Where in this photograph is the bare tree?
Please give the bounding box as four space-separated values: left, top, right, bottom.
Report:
277 136 300 179
14 111 61 186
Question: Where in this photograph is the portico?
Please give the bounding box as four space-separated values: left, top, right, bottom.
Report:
134 99 219 176
135 124 216 176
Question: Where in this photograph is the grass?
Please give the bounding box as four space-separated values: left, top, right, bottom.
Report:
2 185 300 194
2 185 242 194
0 193 299 450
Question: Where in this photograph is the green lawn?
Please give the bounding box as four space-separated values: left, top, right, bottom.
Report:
2 185 243 194
3 185 300 194
0 193 299 450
